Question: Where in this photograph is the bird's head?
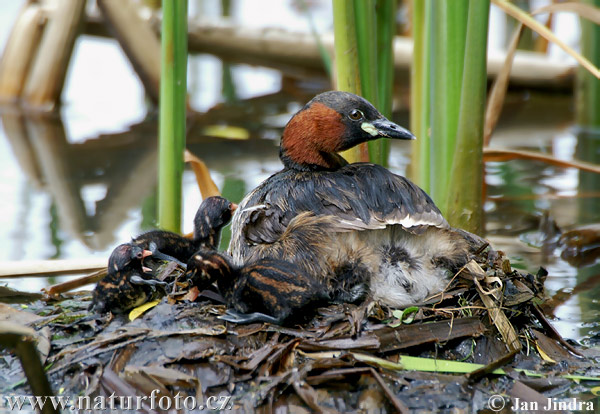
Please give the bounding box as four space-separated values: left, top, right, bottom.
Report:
108 243 152 274
280 91 415 171
193 196 238 244
185 249 234 291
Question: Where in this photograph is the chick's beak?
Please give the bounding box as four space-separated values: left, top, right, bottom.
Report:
141 249 153 273
363 118 415 140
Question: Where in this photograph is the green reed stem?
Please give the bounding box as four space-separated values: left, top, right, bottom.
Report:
577 0 600 128
333 0 363 163
354 0 382 164
372 0 397 166
158 0 188 232
409 0 431 191
447 0 490 234
429 0 468 215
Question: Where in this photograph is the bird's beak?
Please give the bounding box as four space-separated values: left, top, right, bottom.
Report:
230 203 238 212
363 118 415 140
142 249 152 273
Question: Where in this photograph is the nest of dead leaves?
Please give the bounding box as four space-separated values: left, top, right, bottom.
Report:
2 246 599 413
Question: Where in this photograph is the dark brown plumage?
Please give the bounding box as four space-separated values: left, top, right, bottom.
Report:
92 244 165 313
111 196 236 272
186 249 329 325
92 196 236 313
229 91 487 307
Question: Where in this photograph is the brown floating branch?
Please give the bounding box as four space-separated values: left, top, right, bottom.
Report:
533 2 600 25
79 9 577 89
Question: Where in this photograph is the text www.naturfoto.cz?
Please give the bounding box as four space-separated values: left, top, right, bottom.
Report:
1 391 232 412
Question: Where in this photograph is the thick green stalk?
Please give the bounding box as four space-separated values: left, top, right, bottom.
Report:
576 0 600 250
429 0 468 214
576 0 600 128
158 0 188 232
375 0 396 118
354 0 381 163
374 0 397 166
409 0 431 191
447 0 490 234
333 0 363 163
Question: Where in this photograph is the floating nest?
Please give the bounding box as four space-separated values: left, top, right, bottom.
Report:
1 247 599 413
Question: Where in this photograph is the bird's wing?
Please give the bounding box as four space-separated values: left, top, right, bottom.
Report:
311 163 448 233
230 164 448 248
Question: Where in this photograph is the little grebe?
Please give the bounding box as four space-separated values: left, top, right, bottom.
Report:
229 91 485 307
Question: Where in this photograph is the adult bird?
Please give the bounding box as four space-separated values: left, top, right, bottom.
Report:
228 91 485 307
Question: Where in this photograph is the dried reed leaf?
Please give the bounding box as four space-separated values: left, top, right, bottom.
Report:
0 258 107 278
475 283 522 352
484 23 523 146
456 260 486 281
109 343 137 373
533 2 600 25
483 148 600 174
181 286 200 302
492 0 600 78
184 149 220 198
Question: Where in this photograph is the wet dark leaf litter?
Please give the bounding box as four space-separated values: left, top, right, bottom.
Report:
2 247 600 414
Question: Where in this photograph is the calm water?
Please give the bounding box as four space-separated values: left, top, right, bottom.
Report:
0 0 598 343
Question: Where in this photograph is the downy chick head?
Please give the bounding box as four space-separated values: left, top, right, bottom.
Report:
185 248 235 292
108 243 152 275
193 196 237 248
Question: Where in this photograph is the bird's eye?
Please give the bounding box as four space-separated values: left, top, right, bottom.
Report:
348 109 364 121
